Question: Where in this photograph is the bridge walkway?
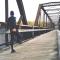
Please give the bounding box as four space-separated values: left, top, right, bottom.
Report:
0 30 58 60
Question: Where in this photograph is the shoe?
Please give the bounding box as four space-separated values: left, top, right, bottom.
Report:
11 49 16 53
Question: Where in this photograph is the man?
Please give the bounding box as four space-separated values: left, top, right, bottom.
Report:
8 11 20 53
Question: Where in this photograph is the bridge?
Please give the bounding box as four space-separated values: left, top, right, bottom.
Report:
0 0 60 60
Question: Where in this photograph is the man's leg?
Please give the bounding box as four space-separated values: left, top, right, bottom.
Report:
10 33 16 53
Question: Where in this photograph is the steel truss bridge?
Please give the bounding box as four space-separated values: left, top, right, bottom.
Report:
0 0 60 46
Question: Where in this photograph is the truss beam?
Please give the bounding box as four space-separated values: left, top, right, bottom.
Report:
42 2 60 7
16 0 28 25
41 7 53 23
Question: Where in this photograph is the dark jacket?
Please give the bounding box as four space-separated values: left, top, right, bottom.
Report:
8 16 16 29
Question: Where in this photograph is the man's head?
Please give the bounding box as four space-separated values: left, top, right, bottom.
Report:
10 11 14 16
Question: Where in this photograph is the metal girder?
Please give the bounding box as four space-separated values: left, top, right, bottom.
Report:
16 0 28 25
46 15 47 27
5 0 8 23
42 1 60 5
5 0 9 46
17 15 23 25
43 4 60 7
41 7 53 23
43 13 45 27
48 12 60 14
46 8 60 11
42 2 60 7
41 7 55 28
34 5 42 26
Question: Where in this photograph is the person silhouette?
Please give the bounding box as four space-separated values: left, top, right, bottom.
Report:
8 11 16 53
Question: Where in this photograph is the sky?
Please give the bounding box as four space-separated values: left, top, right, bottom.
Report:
0 0 60 22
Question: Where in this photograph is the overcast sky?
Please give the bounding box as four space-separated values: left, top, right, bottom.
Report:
0 0 60 22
